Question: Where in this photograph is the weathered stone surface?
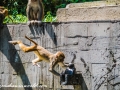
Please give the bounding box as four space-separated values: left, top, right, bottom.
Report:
0 21 120 90
66 1 120 8
57 1 120 22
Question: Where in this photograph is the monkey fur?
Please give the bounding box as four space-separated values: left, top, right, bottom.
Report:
9 36 69 76
0 6 8 28
26 0 44 26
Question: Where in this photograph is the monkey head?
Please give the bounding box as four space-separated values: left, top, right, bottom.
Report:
55 51 65 62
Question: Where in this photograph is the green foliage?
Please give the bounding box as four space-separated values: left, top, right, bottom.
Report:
2 0 27 23
43 11 57 22
2 0 27 15
1 0 99 23
4 15 27 23
42 0 80 16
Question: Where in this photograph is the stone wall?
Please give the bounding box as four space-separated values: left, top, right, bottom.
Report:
0 21 120 90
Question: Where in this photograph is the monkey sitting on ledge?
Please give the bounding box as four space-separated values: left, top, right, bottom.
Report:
9 36 69 76
26 0 44 26
0 6 8 28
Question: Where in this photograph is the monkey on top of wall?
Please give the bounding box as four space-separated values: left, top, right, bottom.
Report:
26 0 44 26
9 36 70 76
0 6 8 28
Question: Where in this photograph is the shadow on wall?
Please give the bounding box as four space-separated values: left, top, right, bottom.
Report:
0 25 33 90
81 77 88 90
29 23 57 46
74 76 88 90
71 54 88 90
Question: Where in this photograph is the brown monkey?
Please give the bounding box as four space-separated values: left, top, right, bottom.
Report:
26 0 44 26
9 36 69 76
0 6 13 28
0 6 8 28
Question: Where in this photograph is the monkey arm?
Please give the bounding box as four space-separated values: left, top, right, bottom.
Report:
49 59 60 76
49 69 60 76
58 62 69 69
37 3 43 20
32 58 42 67
26 6 31 20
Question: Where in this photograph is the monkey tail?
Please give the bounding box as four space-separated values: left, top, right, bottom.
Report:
25 35 38 45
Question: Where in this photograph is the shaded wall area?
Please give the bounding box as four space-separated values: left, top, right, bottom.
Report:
0 21 120 90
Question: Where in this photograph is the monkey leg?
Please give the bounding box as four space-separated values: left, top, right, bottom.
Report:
30 20 42 27
9 40 37 52
31 20 35 26
27 20 35 26
49 61 60 76
34 20 38 26
37 12 42 26
9 41 22 45
32 58 42 68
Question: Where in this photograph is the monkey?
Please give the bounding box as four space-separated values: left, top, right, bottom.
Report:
0 8 8 17
0 6 8 28
9 36 69 76
26 0 44 26
0 6 13 28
